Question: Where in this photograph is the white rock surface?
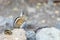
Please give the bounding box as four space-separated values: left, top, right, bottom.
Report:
0 16 13 26
0 16 6 26
0 29 26 40
36 27 60 40
12 29 26 40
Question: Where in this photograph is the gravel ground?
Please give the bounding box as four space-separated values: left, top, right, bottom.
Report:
0 0 60 27
0 0 60 40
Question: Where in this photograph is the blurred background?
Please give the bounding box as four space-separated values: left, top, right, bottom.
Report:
0 0 60 40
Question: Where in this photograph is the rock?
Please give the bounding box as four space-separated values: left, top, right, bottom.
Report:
36 27 60 40
26 30 36 40
12 29 26 40
0 16 6 26
0 29 26 40
55 22 60 29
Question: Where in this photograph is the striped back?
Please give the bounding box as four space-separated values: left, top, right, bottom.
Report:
14 16 25 28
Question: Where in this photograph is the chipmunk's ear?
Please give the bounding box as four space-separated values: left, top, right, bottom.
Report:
20 9 24 17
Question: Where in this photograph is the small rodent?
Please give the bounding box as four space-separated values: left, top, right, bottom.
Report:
4 30 12 35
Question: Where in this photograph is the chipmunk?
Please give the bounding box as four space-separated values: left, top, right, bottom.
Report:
14 9 27 28
14 16 26 28
4 10 27 35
